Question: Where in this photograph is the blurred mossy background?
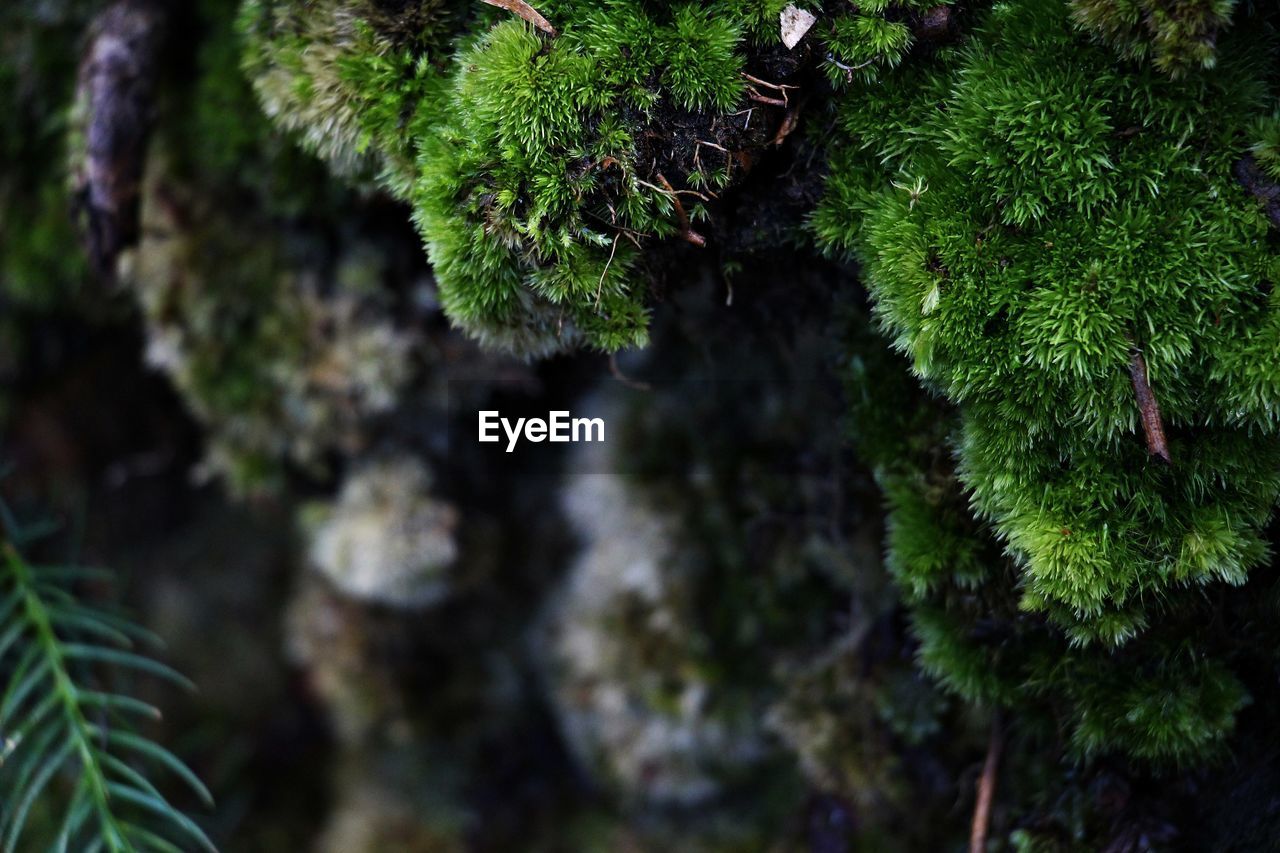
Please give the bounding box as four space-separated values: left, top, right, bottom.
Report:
5 0 1280 850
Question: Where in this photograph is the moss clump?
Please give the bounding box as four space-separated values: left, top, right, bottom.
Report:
407 2 759 354
303 455 459 608
822 0 1280 769
243 0 820 354
820 0 1280 645
130 163 418 493
1071 0 1239 75
842 306 1259 774
238 0 466 186
1250 112 1280 182
820 0 957 86
547 458 774 809
121 0 420 494
239 0 981 354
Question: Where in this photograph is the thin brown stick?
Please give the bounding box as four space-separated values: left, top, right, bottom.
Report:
608 353 651 391
654 173 706 248
742 73 799 96
741 73 779 90
969 712 1003 853
695 139 729 172
747 90 787 107
481 0 556 35
595 233 620 310
1127 340 1172 464
591 155 621 174
678 228 707 248
771 104 803 146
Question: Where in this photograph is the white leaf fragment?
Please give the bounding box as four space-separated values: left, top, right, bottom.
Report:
780 5 817 50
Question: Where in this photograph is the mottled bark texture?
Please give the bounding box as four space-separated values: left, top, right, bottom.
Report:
74 0 165 281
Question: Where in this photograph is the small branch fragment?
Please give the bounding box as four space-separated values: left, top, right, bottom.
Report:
655 173 706 248
771 103 803 147
747 90 788 107
589 155 622 175
743 73 798 108
1128 341 1172 464
608 353 651 391
969 712 1003 853
743 74 798 96
73 0 166 282
481 0 556 36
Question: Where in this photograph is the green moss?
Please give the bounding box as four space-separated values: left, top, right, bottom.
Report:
1060 652 1246 763
112 0 418 495
660 5 746 111
819 0 953 86
0 2 91 309
1250 112 1280 182
229 0 1280 776
821 0 1280 641
413 19 640 354
407 2 760 353
0 3 98 424
828 0 1280 768
238 0 459 181
1071 0 1239 75
242 0 804 353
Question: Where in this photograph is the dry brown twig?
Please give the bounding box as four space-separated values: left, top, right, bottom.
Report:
743 73 798 102
969 712 1003 853
694 140 733 183
653 173 707 248
608 353 652 391
1127 337 1172 464
481 0 556 35
746 90 788 107
771 104 803 146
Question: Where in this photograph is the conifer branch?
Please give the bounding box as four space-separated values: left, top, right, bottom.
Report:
0 497 214 852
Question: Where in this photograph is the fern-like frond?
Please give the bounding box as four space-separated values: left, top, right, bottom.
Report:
0 501 215 853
